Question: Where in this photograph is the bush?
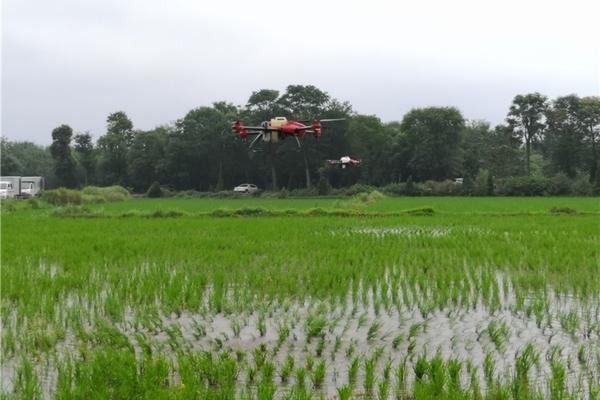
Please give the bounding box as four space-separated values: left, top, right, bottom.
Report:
547 173 572 196
289 187 318 197
423 180 463 196
317 176 331 196
52 205 101 218
277 188 289 199
549 207 577 215
26 198 41 209
336 183 376 196
381 183 406 196
473 170 490 196
1 200 17 212
82 194 106 204
82 186 130 202
405 176 415 195
571 176 593 196
146 209 184 218
495 176 550 196
367 190 385 202
401 207 435 216
42 188 83 205
146 182 163 198
174 190 205 198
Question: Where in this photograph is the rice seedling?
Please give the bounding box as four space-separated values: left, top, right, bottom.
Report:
258 314 267 337
487 319 510 352
2 197 598 398
348 357 360 388
305 314 327 341
392 333 404 350
560 310 581 337
337 384 353 400
513 343 540 397
294 367 307 390
483 352 495 386
280 355 294 384
378 379 390 400
311 360 326 388
364 356 377 393
367 320 382 342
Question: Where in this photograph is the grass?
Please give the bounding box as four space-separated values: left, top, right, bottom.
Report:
8 195 597 215
1 196 599 398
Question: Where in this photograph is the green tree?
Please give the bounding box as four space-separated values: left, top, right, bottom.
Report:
1 138 24 175
401 107 464 181
97 112 134 185
482 125 524 178
578 96 600 181
73 133 95 185
50 124 78 188
1 138 55 182
544 95 584 178
461 121 491 182
107 111 135 144
277 85 330 120
278 85 332 189
245 90 282 190
128 128 169 192
346 115 392 185
507 93 548 175
486 172 494 195
167 104 242 191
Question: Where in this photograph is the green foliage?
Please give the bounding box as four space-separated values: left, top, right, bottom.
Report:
401 107 464 181
82 186 130 202
50 124 78 188
317 175 331 195
547 173 572 195
52 205 101 218
495 176 551 196
549 206 578 215
507 92 549 175
42 188 83 205
472 169 490 196
146 181 163 198
4 89 599 196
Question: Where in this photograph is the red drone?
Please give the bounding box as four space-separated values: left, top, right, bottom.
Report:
326 156 362 169
232 116 344 149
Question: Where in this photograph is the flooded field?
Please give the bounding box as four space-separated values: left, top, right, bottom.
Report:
1 198 598 398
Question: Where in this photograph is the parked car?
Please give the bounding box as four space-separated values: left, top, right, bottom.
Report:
233 183 258 193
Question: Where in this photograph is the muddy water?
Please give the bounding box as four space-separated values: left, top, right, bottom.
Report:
2 278 599 399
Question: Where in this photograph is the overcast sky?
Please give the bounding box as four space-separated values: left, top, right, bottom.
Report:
2 0 599 144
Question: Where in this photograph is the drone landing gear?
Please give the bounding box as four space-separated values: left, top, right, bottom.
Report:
248 133 264 150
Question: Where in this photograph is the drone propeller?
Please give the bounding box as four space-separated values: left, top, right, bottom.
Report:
298 118 346 124
319 118 346 122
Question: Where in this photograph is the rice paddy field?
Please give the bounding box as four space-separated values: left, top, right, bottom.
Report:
1 196 599 399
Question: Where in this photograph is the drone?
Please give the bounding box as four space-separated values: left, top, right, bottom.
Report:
232 117 344 150
326 156 362 169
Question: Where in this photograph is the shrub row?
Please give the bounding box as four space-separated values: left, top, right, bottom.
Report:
152 175 596 198
43 186 130 206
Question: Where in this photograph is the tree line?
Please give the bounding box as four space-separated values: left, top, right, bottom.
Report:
2 85 599 194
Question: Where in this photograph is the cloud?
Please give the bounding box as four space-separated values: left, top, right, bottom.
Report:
2 0 599 144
